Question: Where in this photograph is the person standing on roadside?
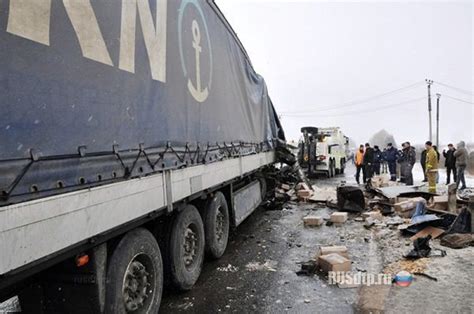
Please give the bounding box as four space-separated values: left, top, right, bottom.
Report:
373 145 382 175
399 142 416 185
420 148 428 182
454 141 468 190
382 148 388 173
425 141 439 193
443 144 457 185
384 143 398 181
355 145 365 185
433 145 441 183
363 143 374 183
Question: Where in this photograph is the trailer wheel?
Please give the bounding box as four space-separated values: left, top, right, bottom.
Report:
105 228 163 314
169 205 205 290
203 192 230 259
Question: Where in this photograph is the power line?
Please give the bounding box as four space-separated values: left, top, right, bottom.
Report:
279 81 425 114
443 94 474 105
434 81 474 96
281 97 425 118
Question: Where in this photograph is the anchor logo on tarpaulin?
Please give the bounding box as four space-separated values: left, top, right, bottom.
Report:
178 0 213 103
187 20 208 102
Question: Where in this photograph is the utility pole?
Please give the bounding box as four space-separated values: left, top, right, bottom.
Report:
426 79 434 142
436 93 441 148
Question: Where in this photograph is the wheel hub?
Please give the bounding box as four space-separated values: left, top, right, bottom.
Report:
215 208 225 242
123 260 151 312
184 227 198 267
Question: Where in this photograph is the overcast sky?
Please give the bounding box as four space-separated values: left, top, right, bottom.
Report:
216 0 473 147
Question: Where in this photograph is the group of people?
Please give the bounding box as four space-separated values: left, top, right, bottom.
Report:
354 141 469 193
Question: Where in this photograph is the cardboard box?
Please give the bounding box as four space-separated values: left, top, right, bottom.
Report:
318 246 349 259
303 215 324 227
410 226 445 241
281 184 290 191
362 211 383 221
330 212 348 223
297 189 312 199
318 253 351 273
430 195 448 211
296 182 311 191
393 197 426 218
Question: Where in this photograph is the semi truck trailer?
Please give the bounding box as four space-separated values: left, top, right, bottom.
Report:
0 1 285 312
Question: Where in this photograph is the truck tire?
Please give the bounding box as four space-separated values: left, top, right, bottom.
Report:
105 228 163 314
341 159 345 174
203 192 230 259
169 205 205 291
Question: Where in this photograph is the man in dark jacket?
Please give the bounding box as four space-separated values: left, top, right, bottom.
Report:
398 142 416 185
363 143 374 183
420 149 427 182
443 144 457 184
372 145 382 175
384 143 399 181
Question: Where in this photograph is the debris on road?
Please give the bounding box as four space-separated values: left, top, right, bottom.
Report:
317 245 349 259
318 253 351 273
364 217 377 229
370 175 393 188
385 216 405 226
362 211 383 221
330 212 348 223
245 260 278 272
336 186 365 212
393 197 426 218
447 207 472 233
296 260 319 276
410 226 445 241
297 189 313 200
440 233 474 249
384 258 429 274
217 264 239 272
303 215 324 227
429 195 449 211
308 185 337 203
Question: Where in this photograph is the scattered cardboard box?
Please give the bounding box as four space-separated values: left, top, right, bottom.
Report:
430 195 448 211
318 253 351 273
318 246 349 259
297 189 312 199
296 182 311 191
393 197 426 218
303 215 324 227
362 211 383 221
281 183 290 191
410 226 445 241
330 212 348 223
308 192 334 203
370 175 390 188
